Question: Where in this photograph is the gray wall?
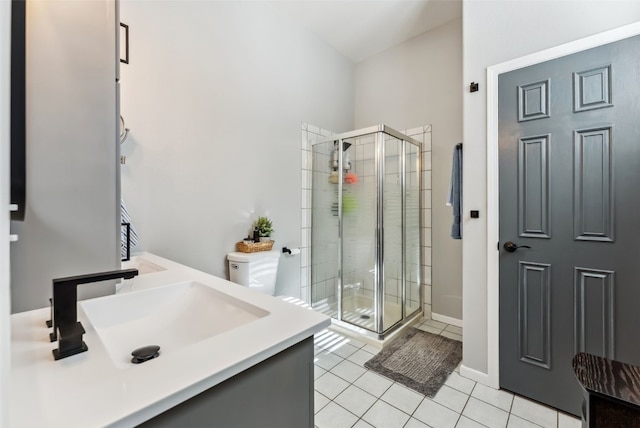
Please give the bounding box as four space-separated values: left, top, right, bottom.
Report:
354 18 463 321
10 0 119 313
462 0 640 377
120 1 355 299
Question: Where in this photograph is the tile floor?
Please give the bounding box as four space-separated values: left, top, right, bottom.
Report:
313 318 581 428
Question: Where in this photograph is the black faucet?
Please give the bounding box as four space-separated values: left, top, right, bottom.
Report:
48 268 139 360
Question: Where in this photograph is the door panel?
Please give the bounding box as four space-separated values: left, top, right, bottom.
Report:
518 79 550 121
573 65 612 112
574 267 615 358
573 126 614 241
518 261 551 369
518 135 550 238
499 35 640 416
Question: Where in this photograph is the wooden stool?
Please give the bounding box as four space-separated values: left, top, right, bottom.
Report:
573 352 640 427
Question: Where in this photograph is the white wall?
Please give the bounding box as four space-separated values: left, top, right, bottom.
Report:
9 0 120 313
120 1 354 298
0 1 11 423
462 0 640 379
354 19 463 320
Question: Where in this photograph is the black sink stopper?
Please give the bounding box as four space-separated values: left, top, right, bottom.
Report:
131 345 160 364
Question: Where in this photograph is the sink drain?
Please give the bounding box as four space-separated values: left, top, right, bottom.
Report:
131 345 160 364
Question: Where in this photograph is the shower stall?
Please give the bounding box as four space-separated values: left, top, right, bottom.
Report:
311 125 422 340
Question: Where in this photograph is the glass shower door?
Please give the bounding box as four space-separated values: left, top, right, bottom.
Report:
382 133 403 330
341 135 377 330
311 140 339 317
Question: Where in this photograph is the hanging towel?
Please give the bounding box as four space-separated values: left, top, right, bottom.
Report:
121 199 140 257
447 143 463 239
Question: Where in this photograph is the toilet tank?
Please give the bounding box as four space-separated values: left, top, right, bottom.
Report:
227 250 281 295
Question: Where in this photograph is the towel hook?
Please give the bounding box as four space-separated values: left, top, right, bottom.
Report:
120 115 130 144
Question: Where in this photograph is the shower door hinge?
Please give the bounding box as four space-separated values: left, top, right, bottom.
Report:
497 242 500 251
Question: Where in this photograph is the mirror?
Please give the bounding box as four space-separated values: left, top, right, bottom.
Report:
10 0 26 221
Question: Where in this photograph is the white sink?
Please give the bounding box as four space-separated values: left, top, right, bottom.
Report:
81 281 270 368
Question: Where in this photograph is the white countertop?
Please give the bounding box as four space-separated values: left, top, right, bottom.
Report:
10 253 330 427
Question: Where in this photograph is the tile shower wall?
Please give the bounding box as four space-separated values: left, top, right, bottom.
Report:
301 124 433 319
301 123 335 305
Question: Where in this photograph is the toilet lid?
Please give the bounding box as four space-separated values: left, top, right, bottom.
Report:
227 250 281 262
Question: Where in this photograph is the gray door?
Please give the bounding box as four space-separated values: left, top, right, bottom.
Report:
499 35 640 416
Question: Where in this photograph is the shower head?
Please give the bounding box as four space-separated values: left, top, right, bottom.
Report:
334 141 352 151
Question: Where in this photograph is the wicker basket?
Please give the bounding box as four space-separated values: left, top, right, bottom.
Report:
236 240 274 253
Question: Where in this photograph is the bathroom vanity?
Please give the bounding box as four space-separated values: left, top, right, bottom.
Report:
10 254 330 427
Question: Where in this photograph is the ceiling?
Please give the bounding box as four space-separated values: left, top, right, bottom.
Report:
270 0 462 63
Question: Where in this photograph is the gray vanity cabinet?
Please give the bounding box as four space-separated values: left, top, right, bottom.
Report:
139 337 314 428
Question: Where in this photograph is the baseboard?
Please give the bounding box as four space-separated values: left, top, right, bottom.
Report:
460 364 498 388
431 313 463 328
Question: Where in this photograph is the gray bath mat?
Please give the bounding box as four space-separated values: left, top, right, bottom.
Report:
364 327 462 397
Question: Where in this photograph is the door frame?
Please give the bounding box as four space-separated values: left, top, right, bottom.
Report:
485 21 640 389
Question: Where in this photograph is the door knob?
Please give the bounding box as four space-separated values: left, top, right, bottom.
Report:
503 241 531 252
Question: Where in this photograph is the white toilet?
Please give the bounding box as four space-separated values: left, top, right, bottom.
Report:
227 250 281 295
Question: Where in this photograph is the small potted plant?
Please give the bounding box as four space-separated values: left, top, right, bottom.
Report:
254 216 274 242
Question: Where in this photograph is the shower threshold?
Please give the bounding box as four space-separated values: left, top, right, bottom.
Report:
329 311 423 348
312 295 422 346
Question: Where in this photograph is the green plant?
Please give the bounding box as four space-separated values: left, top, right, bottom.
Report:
254 216 274 238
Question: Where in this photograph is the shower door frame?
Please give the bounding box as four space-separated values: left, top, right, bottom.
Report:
311 124 423 340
